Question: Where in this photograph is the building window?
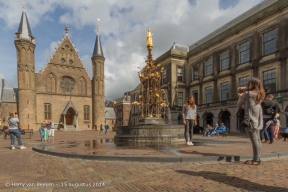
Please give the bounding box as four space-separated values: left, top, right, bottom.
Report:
220 51 229 71
44 104 51 120
177 67 183 82
177 92 183 106
239 41 250 64
263 69 276 93
192 91 198 105
205 58 213 76
239 76 250 87
263 29 276 56
192 66 198 81
221 82 229 101
205 87 212 104
162 69 167 84
84 105 90 120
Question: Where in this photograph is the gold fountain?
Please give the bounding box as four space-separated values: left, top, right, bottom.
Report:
136 28 166 118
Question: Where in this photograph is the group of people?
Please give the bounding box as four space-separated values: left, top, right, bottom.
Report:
39 120 55 142
182 77 286 166
98 124 109 134
204 123 227 137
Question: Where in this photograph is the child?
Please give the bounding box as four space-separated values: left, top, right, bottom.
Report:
204 124 213 137
104 124 109 134
99 124 104 134
44 120 50 142
39 121 45 141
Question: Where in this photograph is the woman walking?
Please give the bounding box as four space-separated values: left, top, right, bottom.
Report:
182 96 197 146
237 77 265 165
7 112 26 150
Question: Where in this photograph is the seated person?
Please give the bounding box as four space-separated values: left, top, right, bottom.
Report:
215 123 227 136
204 124 213 137
210 123 219 137
281 127 288 141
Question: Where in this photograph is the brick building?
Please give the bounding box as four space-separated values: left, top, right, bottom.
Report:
0 6 106 130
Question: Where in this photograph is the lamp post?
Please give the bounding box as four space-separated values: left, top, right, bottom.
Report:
276 93 283 112
131 101 140 125
161 88 171 124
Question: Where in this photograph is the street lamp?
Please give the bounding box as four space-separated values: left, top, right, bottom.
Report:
276 93 283 112
131 101 140 124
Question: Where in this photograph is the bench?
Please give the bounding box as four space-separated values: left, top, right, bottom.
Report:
22 129 33 139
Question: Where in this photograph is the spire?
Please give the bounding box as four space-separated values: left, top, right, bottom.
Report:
92 30 104 57
16 0 33 42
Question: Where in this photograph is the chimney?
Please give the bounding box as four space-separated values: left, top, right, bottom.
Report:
1 79 4 100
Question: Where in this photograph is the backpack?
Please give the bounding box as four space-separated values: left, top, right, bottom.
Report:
266 107 274 115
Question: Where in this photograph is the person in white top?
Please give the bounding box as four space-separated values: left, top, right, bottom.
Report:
182 96 198 146
7 112 26 150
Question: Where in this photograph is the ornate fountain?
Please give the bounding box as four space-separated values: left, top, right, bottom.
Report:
114 28 184 147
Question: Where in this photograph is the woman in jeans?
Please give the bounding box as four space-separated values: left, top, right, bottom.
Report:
182 96 197 146
7 112 26 150
237 77 265 165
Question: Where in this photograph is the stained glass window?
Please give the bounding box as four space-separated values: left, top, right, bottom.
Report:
60 77 75 92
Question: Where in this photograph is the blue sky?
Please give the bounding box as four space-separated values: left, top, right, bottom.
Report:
0 0 263 100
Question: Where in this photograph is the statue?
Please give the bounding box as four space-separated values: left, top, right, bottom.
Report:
146 28 153 48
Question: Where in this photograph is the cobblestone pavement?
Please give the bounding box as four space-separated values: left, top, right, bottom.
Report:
0 130 288 192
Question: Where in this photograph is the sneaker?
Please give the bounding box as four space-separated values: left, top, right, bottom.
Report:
11 146 15 150
208 135 211 137
189 141 194 146
186 141 190 146
19 146 26 149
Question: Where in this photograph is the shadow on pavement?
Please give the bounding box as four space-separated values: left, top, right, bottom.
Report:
175 170 287 192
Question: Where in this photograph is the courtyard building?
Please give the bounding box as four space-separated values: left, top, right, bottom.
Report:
116 0 288 133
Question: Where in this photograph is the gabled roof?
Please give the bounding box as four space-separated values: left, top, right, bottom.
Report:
171 43 188 52
61 100 79 115
1 88 18 103
105 107 116 119
92 33 104 57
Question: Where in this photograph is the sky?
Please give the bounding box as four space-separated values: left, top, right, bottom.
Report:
0 0 264 101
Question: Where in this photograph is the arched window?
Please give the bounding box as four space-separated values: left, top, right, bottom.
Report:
79 77 87 95
47 73 56 92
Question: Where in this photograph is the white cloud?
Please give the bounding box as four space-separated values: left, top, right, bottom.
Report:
0 0 264 100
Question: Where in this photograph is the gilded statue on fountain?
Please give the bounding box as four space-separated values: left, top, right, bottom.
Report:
135 28 166 119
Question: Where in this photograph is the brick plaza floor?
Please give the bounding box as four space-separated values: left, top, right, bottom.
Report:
0 130 288 192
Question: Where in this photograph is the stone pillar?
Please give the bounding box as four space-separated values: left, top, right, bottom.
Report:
229 115 237 133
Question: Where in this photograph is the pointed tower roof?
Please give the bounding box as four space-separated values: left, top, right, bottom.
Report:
92 30 104 57
16 2 33 41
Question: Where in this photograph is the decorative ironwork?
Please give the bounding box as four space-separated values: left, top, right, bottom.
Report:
60 77 75 92
134 28 165 118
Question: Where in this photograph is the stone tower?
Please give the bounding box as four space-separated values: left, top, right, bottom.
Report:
14 4 36 129
91 30 105 129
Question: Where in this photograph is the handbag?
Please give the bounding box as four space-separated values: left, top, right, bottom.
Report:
240 91 253 130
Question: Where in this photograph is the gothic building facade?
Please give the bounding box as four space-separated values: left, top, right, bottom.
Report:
0 7 110 130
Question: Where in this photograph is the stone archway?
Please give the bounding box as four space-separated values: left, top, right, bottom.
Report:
218 109 231 131
236 108 245 133
202 112 214 128
66 107 76 125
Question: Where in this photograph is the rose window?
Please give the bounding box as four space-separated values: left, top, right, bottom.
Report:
60 77 75 92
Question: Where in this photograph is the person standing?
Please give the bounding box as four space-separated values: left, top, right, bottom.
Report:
7 112 26 150
104 124 109 134
273 113 280 141
182 96 197 146
39 121 45 141
49 120 55 142
237 77 265 165
44 120 50 142
260 94 280 144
